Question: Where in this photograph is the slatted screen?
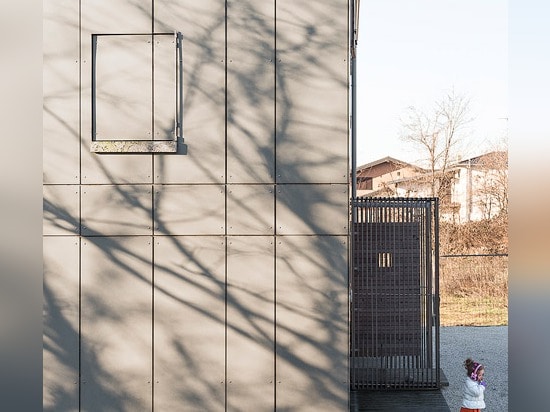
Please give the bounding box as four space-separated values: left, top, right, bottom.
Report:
350 198 441 390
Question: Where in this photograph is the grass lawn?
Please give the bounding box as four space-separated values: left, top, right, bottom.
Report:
439 295 508 326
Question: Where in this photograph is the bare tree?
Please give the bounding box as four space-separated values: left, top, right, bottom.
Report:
474 149 508 220
400 89 473 199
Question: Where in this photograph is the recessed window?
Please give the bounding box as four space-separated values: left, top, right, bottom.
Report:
91 32 182 153
357 176 373 190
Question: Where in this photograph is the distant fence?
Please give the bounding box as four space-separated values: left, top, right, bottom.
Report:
439 254 508 326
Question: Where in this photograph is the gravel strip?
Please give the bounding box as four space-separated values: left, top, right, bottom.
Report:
440 326 508 411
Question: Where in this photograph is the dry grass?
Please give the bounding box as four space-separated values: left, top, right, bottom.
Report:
439 295 508 326
439 255 508 326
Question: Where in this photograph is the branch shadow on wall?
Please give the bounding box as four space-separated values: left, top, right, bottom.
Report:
43 0 349 410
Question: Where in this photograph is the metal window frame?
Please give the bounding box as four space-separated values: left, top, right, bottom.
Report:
90 31 183 153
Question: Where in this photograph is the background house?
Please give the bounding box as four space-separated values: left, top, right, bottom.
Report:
356 151 508 223
450 151 508 222
356 156 425 197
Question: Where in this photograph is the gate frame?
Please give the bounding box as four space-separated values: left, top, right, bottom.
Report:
350 197 441 390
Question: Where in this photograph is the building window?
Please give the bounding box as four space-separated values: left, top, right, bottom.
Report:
90 32 182 153
357 177 373 190
378 252 392 268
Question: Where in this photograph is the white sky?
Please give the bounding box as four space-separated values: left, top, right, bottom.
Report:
355 0 508 167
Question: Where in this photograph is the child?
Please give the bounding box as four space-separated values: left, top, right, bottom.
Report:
460 358 486 411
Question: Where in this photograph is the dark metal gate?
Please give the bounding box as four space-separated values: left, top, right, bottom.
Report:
350 197 441 389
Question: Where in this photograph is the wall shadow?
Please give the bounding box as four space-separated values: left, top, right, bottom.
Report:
43 0 350 410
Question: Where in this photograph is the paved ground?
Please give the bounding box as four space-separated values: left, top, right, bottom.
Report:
350 389 450 411
349 326 508 411
440 326 508 411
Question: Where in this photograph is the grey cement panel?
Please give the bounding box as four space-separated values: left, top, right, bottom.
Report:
81 0 151 34
227 184 275 235
153 185 225 235
81 185 152 236
43 237 80 411
80 236 153 411
227 236 275 410
276 184 349 235
153 236 226 411
226 0 275 184
81 153 154 184
43 0 80 184
43 185 80 235
275 235 349 411
275 1 349 185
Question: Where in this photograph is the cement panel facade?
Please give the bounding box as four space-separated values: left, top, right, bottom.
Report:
227 236 275 410
80 237 153 410
44 0 349 410
43 0 80 184
276 236 349 410
154 236 226 410
43 237 79 411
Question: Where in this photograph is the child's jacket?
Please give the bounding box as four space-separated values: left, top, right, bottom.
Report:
461 377 486 409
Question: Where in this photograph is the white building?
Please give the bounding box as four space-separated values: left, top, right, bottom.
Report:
449 151 508 222
356 151 508 223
